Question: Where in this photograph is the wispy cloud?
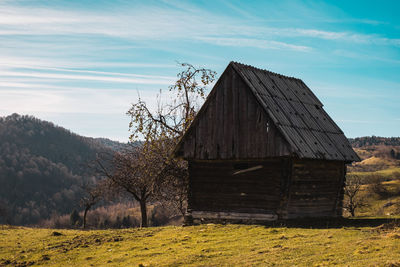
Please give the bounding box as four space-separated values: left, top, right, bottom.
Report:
1 2 398 48
291 28 400 46
0 87 168 115
336 119 376 124
0 56 176 69
0 0 398 140
333 49 400 64
198 37 311 51
0 70 174 85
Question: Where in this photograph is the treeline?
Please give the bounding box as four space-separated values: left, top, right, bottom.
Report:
40 203 180 229
349 136 400 147
0 114 124 225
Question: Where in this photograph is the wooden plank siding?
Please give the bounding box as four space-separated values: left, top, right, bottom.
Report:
284 159 345 219
189 160 283 214
175 61 359 162
178 65 292 160
188 158 346 221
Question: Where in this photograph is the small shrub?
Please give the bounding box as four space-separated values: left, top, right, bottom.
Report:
368 175 390 199
69 209 82 227
149 205 170 226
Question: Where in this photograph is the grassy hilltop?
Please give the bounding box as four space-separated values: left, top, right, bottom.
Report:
1 224 400 267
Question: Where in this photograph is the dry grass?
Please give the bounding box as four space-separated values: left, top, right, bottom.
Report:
1 224 400 266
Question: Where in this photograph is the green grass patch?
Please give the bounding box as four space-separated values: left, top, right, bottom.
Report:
349 167 400 180
1 224 400 266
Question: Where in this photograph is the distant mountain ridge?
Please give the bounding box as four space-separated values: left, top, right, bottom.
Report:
0 114 126 225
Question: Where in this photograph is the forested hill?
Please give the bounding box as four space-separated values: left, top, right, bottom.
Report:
0 114 125 225
349 136 400 147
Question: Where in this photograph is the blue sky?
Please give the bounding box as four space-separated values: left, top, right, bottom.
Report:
0 0 399 141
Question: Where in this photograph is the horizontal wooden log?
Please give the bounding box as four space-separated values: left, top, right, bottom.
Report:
287 202 335 208
191 178 281 185
284 212 337 219
192 199 280 207
287 207 335 213
291 176 341 181
191 184 281 193
191 211 278 221
191 172 282 179
192 198 280 204
290 192 339 197
290 184 340 190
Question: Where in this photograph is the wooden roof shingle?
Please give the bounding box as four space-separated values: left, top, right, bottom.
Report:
230 61 359 162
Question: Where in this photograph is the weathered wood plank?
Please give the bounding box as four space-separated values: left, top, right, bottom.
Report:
238 73 248 158
191 211 278 221
232 70 240 158
216 77 225 159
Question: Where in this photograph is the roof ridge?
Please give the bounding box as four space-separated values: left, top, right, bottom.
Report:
230 61 302 82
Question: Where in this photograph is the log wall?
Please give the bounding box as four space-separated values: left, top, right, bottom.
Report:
188 159 284 215
187 159 346 222
284 159 345 219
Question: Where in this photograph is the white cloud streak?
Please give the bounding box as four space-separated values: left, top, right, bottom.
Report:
0 3 398 48
0 87 168 115
0 56 176 69
0 70 174 85
198 37 311 51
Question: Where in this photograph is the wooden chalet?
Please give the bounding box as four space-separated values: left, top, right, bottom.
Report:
174 62 360 223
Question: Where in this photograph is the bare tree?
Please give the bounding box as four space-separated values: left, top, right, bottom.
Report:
126 63 216 218
157 158 189 217
127 63 216 141
343 175 366 217
95 145 162 227
80 179 106 229
94 64 216 227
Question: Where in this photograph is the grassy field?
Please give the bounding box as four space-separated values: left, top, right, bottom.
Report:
349 167 400 180
1 223 400 267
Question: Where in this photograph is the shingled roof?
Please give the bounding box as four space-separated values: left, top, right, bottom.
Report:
175 62 360 162
230 62 360 162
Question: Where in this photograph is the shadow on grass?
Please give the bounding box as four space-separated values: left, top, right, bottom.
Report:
264 217 400 229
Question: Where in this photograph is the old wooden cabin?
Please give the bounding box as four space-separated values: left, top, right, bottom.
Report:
174 62 360 223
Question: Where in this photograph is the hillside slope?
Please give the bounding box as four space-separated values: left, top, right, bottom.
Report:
0 114 125 225
348 137 400 174
1 224 400 266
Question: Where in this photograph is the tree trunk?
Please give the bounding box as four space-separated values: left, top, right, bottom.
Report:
350 208 355 217
83 206 90 229
139 200 148 227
